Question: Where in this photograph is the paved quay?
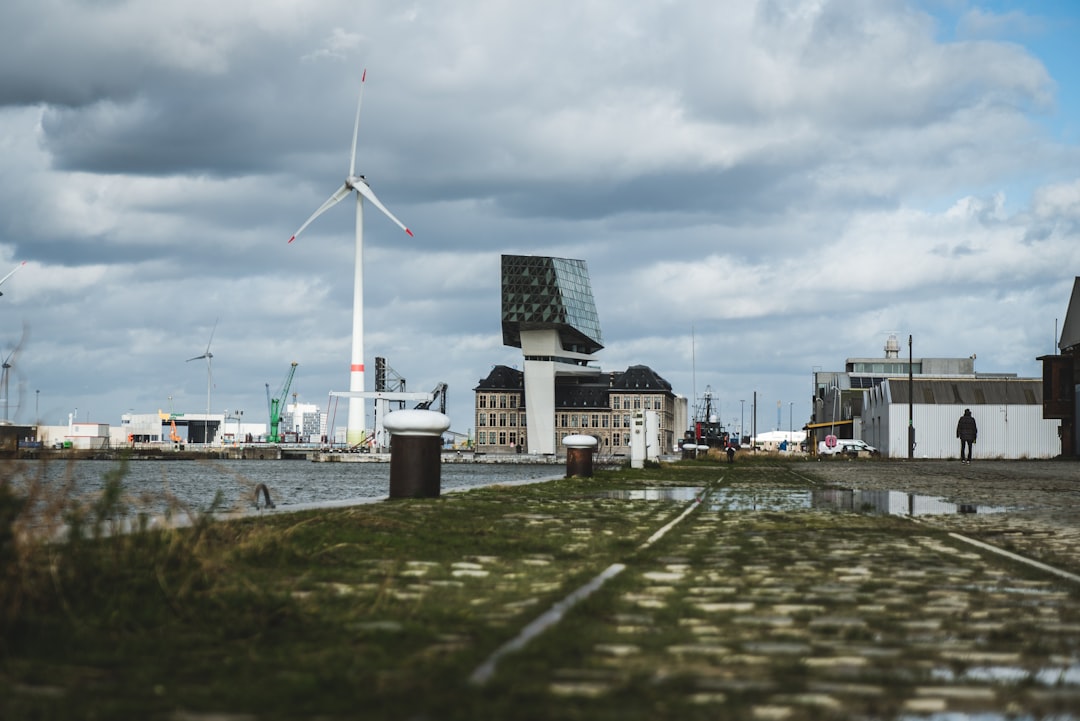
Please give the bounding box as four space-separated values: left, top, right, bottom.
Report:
7 457 1080 720
465 459 1080 720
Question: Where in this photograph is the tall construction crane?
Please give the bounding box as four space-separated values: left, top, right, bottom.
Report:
266 362 298 443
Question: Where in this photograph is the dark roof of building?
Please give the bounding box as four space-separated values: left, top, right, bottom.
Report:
554 378 611 409
884 378 1041 405
474 365 524 391
1060 277 1080 353
610 365 673 391
474 363 675 413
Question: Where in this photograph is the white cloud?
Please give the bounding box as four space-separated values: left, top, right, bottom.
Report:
0 0 1076 434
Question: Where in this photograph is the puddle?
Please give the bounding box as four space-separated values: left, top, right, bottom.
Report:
598 487 1008 517
702 488 1007 516
813 488 1007 516
598 487 704 502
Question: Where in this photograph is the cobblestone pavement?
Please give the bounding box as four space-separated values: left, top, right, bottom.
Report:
502 461 1080 720
798 459 1080 577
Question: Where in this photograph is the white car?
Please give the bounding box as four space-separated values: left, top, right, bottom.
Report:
818 439 879 457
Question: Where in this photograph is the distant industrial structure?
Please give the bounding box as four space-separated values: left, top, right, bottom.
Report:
813 333 1058 459
474 255 685 457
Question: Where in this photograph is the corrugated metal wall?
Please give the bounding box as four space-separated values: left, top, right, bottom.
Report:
874 404 1060 459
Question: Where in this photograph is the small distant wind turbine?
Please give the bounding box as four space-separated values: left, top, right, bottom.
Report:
287 69 413 447
186 319 218 444
0 261 26 297
0 349 14 421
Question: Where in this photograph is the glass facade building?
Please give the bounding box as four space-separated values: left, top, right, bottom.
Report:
501 255 603 355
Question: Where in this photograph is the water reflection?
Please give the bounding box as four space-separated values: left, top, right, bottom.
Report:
813 488 1007 516
697 487 1007 516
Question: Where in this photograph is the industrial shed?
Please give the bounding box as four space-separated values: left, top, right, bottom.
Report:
862 378 1060 459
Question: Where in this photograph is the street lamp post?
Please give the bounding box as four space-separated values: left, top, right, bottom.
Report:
739 399 745 444
789 401 793 452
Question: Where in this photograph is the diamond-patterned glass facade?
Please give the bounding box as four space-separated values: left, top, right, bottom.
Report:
501 255 603 353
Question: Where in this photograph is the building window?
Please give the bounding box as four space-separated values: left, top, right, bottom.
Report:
510 413 518 427
601 415 610 428
561 414 569 428
499 413 507 427
479 396 487 409
612 397 621 410
489 413 496 427
509 395 518 409
580 415 588 428
509 431 517 446
633 396 641 409
478 431 487 445
623 414 631 428
478 414 487 427
591 414 599 428
500 395 508 409
612 433 620 446
521 412 526 428
498 431 507 445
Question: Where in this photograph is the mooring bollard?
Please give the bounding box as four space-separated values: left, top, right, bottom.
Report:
563 434 598 478
384 409 452 499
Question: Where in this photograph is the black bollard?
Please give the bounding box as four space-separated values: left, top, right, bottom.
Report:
563 434 598 478
384 410 451 499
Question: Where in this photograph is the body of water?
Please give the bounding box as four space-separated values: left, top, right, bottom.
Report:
7 458 563 519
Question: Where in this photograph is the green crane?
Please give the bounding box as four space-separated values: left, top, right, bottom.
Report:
266 362 299 443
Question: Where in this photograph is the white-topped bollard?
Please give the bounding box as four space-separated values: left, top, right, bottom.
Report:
383 410 452 498
563 434 598 478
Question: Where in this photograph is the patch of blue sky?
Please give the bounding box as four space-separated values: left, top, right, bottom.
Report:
918 0 1079 142
908 1 1079 215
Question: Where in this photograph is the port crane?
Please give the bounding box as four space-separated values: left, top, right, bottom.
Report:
266 362 298 443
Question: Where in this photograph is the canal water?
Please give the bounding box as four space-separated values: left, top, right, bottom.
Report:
5 458 563 518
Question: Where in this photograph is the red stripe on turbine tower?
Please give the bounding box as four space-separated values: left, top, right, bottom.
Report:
351 364 364 372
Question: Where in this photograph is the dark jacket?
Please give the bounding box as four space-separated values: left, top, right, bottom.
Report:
956 411 978 441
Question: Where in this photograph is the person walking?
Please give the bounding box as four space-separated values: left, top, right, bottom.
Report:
956 408 977 463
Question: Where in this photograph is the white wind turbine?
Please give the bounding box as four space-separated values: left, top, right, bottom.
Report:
186 318 218 444
287 70 413 447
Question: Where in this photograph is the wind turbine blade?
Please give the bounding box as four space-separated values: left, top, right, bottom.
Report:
348 69 367 179
288 184 352 243
0 261 26 288
206 317 219 353
354 181 414 237
186 354 206 362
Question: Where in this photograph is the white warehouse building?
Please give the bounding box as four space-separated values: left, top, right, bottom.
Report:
862 378 1060 460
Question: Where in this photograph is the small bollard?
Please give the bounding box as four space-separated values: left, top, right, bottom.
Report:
563 434 598 478
384 409 452 498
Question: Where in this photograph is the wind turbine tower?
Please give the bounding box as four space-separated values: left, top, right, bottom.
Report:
287 70 413 447
186 319 218 444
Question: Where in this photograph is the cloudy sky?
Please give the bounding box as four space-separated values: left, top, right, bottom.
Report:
2 0 1078 439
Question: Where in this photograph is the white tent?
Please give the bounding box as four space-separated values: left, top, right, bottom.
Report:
753 430 807 451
